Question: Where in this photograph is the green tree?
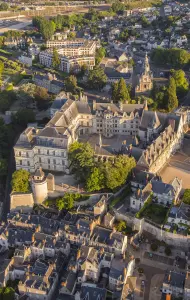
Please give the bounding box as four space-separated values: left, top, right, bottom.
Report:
56 193 76 210
87 66 107 90
111 1 125 14
151 243 158 251
115 220 127 232
65 75 78 93
12 109 35 126
117 78 131 103
67 32 76 40
69 141 94 182
86 166 105 192
182 189 190 205
35 86 49 102
119 29 129 42
170 69 189 98
11 169 30 193
0 90 17 113
3 287 15 300
95 47 106 65
112 81 119 102
112 78 131 103
167 77 178 112
52 48 60 69
151 48 190 68
165 246 171 256
104 155 136 190
40 20 56 40
0 3 9 11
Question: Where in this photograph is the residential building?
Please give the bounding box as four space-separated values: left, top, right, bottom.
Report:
18 259 58 300
167 202 190 228
39 49 95 73
34 73 64 94
162 270 186 297
109 258 135 291
19 54 33 66
28 43 40 56
76 284 107 300
77 246 100 283
130 183 152 211
40 39 96 73
46 38 96 56
93 195 107 217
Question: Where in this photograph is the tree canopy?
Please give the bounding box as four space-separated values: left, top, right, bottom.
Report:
56 193 76 210
12 109 35 126
0 90 17 113
111 1 125 14
170 69 189 98
0 287 15 300
11 169 30 193
167 77 178 112
112 78 131 103
87 66 107 90
151 48 190 68
95 47 106 65
69 141 94 182
52 48 61 69
69 141 136 191
104 155 136 190
33 17 56 40
182 189 190 205
86 166 105 192
65 75 78 94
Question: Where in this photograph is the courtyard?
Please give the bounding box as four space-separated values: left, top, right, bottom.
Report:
159 141 190 189
79 133 135 154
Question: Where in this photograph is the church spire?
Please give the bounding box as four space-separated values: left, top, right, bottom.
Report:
144 52 150 74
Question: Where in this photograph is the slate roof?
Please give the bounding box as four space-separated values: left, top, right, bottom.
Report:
80 285 107 300
131 169 155 186
163 270 186 289
60 270 76 294
151 180 175 196
109 258 127 281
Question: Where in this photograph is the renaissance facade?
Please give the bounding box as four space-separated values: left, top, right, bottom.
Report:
14 93 186 174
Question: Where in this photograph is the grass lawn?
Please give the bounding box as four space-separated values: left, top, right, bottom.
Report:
141 203 168 225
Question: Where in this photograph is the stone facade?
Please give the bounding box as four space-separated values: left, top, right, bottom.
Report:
14 93 185 174
135 53 153 94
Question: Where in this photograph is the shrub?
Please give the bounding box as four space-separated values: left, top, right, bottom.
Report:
151 243 158 251
165 246 171 256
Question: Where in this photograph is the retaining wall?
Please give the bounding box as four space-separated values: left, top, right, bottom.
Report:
114 210 190 249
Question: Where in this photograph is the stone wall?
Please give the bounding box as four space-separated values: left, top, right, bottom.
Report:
10 193 34 212
114 210 190 249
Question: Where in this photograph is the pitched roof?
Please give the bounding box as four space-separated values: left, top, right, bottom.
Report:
80 285 107 300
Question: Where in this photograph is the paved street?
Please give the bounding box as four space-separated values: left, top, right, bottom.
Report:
160 148 190 188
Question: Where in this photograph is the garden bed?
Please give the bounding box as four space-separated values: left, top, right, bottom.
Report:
140 203 169 225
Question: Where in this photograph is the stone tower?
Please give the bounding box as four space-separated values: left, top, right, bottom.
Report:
135 53 153 95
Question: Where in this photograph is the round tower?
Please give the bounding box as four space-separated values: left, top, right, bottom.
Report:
31 168 48 204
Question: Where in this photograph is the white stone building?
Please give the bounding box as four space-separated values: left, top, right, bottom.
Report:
14 93 185 175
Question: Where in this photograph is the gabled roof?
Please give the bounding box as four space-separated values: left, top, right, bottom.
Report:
80 285 107 300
